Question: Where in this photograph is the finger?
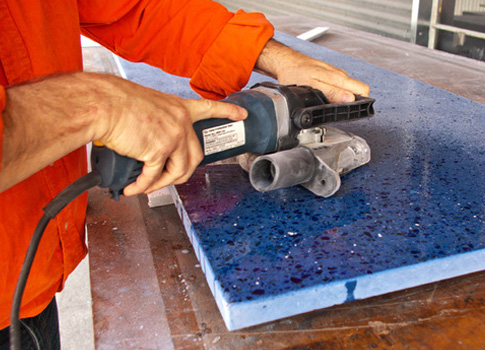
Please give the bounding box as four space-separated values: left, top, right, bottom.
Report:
312 72 369 100
302 62 369 99
123 161 165 196
333 76 370 97
146 149 189 192
181 127 205 176
143 159 185 193
144 134 202 193
313 81 356 104
184 99 248 123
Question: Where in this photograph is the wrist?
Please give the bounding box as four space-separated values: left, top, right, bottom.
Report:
254 39 303 80
66 72 120 144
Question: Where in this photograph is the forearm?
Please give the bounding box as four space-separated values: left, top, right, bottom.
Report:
254 39 293 79
0 72 110 192
0 71 247 195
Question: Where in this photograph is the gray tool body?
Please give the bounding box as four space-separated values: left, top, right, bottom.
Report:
195 82 374 197
241 126 371 197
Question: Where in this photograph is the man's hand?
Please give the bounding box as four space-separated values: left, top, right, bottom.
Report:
0 72 247 194
96 76 247 196
254 39 369 103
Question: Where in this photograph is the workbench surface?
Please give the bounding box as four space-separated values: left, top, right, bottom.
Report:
85 16 485 349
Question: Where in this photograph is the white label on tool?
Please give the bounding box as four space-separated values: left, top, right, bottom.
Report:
202 121 245 156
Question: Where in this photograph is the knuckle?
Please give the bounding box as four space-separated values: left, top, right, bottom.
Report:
325 87 339 100
201 99 223 116
201 99 216 110
171 126 185 140
174 170 194 185
338 68 349 76
190 153 204 170
172 104 191 123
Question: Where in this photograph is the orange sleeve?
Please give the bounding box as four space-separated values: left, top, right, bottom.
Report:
78 0 274 99
0 85 5 172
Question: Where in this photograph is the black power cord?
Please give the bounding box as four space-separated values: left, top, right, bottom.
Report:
9 144 143 350
9 171 102 350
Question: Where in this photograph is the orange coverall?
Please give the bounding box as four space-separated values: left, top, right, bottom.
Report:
0 0 274 328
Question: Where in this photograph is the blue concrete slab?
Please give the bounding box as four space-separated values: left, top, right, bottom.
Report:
119 32 485 330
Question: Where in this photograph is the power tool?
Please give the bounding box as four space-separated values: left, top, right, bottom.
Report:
92 82 375 199
10 82 374 350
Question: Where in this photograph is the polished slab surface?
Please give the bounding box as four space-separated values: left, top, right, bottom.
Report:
87 189 485 349
118 32 485 330
268 15 485 105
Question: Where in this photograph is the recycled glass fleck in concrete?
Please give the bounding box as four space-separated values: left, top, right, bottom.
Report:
120 32 485 330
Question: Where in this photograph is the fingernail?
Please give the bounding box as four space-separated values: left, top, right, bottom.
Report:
342 93 355 103
237 108 248 120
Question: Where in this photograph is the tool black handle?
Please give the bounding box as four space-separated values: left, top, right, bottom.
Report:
293 95 375 129
90 145 143 200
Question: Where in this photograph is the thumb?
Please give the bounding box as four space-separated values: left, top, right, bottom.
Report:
184 99 248 123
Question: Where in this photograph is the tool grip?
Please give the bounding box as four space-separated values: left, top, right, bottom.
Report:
90 145 143 200
293 95 375 129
